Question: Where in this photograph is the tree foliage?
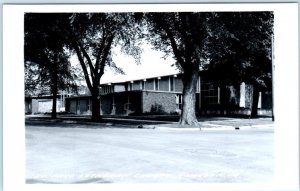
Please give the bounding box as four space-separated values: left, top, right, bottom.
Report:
204 12 274 117
25 13 143 120
140 12 212 126
24 13 78 118
24 11 274 122
47 13 143 121
141 12 273 122
25 14 78 94
205 12 273 86
141 12 210 72
66 13 142 89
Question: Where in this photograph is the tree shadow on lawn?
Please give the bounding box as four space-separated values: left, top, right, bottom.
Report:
25 117 170 129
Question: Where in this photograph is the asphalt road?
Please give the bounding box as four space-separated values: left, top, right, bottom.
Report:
26 122 274 184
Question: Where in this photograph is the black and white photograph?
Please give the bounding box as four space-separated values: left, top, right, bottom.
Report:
3 3 299 191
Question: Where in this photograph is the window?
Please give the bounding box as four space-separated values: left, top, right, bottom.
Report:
201 82 219 107
170 77 174 91
154 79 159 91
102 85 113 94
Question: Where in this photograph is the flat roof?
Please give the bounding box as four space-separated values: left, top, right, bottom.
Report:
100 72 182 86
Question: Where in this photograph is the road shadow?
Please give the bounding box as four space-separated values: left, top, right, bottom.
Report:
26 178 111 184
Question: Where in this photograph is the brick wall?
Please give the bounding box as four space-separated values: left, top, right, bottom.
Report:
142 91 177 114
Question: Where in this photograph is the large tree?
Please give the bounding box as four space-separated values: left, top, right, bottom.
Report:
24 13 78 119
25 13 142 121
140 12 211 126
204 12 274 118
55 13 142 121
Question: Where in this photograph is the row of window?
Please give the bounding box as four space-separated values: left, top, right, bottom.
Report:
101 80 219 107
79 85 218 113
126 77 178 92
101 85 113 94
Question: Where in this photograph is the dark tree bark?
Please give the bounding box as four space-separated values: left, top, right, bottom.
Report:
250 84 260 118
51 91 57 119
179 69 199 126
51 65 58 119
91 86 101 121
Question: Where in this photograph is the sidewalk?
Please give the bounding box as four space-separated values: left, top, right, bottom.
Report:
25 114 274 131
142 117 274 131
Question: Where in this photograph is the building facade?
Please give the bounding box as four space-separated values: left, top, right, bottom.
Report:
25 85 91 115
64 73 272 116
25 95 65 114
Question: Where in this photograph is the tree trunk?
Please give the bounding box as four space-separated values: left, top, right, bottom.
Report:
179 70 199 127
91 87 101 121
250 84 259 118
51 66 58 119
51 91 57 119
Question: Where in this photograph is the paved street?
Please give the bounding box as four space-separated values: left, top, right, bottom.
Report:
26 118 274 184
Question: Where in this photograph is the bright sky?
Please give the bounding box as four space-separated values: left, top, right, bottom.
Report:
71 43 179 85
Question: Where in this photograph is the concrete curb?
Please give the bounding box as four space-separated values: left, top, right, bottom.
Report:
155 127 202 131
142 124 274 131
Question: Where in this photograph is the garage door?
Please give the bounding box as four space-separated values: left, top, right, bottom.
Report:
38 100 52 113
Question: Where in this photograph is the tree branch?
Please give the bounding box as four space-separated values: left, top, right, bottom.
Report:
95 31 107 72
179 13 192 66
78 43 96 77
98 34 115 80
72 43 93 91
163 25 186 66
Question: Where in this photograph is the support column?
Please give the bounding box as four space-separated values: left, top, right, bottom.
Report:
126 95 131 115
239 82 246 108
217 87 220 105
111 95 116 115
198 76 201 109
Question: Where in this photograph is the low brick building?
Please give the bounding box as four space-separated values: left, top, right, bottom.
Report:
65 73 272 116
